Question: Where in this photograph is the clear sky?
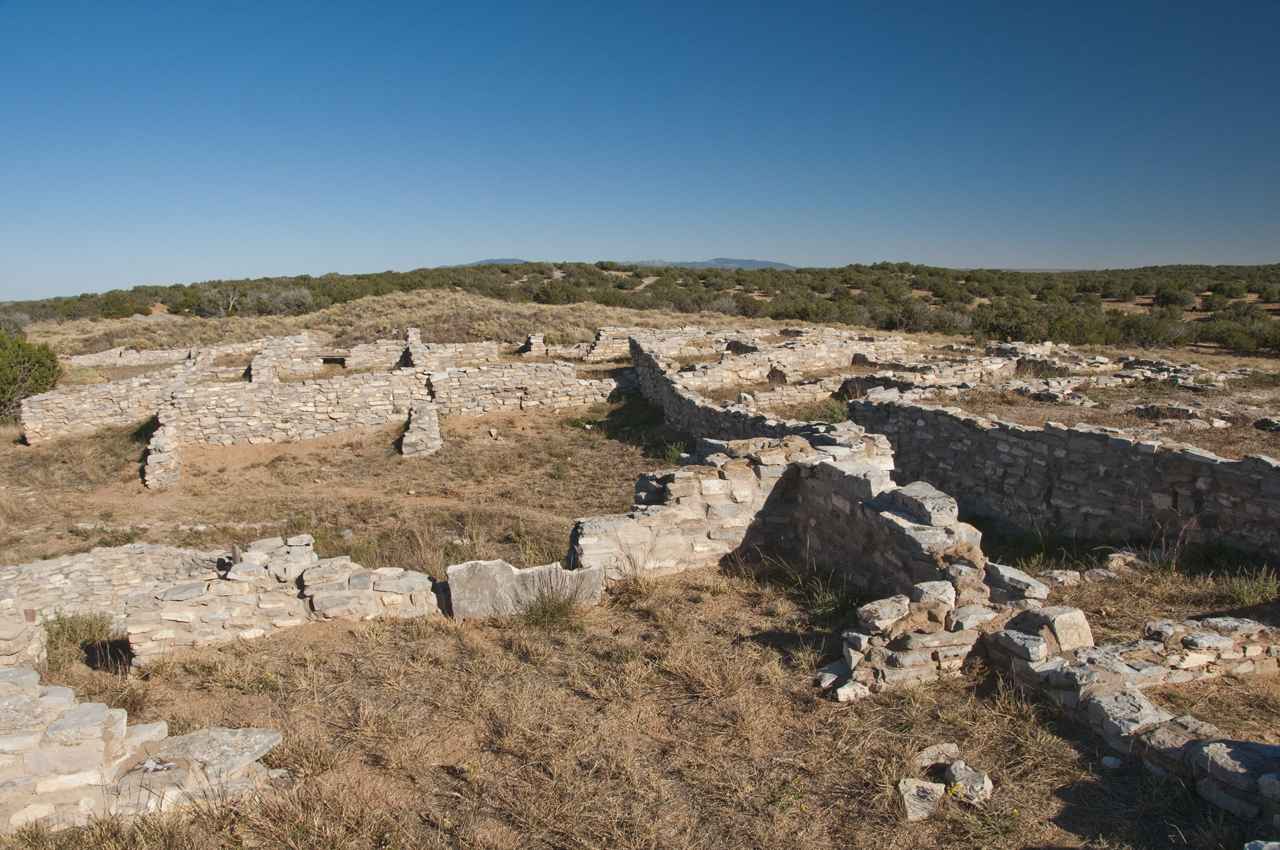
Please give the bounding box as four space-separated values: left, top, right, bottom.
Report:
1 1 1278 301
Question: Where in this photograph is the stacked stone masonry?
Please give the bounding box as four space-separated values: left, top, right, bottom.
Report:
0 667 282 833
570 434 982 600
428 361 615 416
125 536 441 665
848 398 1280 559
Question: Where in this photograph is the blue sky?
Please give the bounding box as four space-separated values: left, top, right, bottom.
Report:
1 1 1278 301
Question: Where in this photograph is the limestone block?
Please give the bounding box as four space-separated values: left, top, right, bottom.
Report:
993 630 1048 662
299 559 356 587
8 802 56 828
155 582 208 602
915 743 960 770
23 742 106 776
944 760 994 804
0 670 40 690
1025 606 1095 653
985 563 1050 600
1085 688 1173 738
1182 632 1235 652
447 560 605 620
835 681 870 702
1186 741 1280 794
911 581 956 610
898 778 945 821
886 481 958 527
858 596 910 636
153 726 282 784
947 605 997 631
1195 776 1259 819
42 703 109 746
371 571 434 595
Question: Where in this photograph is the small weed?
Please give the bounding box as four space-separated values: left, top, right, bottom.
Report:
522 582 586 632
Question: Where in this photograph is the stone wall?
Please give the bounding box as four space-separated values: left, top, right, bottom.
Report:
159 371 431 447
21 366 192 444
0 543 220 626
61 347 196 369
0 667 281 832
569 432 980 599
428 362 615 415
848 398 1280 557
125 536 439 666
630 337 894 455
400 403 443 456
983 603 1280 825
583 327 643 361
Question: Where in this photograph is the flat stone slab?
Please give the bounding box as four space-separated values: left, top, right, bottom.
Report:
898 778 945 821
887 481 958 527
155 727 282 782
1085 688 1173 738
986 563 1050 600
858 595 910 635
156 581 208 602
447 560 605 619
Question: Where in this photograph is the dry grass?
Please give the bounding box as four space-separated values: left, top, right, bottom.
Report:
55 364 171 388
11 561 1261 850
1151 673 1280 745
26 290 798 357
0 398 674 569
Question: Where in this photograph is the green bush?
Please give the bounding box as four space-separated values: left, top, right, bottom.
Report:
0 331 60 418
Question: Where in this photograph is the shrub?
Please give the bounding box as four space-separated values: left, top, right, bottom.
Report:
0 330 60 418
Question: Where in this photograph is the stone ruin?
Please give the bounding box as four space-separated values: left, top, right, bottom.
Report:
0 662 281 830
23 328 627 490
7 323 1280 842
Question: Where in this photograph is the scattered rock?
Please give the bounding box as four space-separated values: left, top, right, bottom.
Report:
915 742 960 770
898 778 945 822
944 760 993 804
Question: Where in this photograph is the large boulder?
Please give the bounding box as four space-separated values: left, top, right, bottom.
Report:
446 560 604 619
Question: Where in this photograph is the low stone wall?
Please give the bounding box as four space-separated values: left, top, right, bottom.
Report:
160 371 432 446
20 366 191 444
630 338 894 456
126 535 439 666
984 605 1280 825
0 543 219 626
848 398 1280 558
61 347 196 369
428 362 614 416
750 375 849 410
0 614 45 669
401 403 443 456
0 667 281 832
583 327 643 361
569 432 979 598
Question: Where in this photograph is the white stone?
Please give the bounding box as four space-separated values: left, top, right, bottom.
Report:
898 778 945 822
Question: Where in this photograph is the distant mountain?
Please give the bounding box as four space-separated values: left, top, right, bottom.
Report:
450 259 529 267
627 258 798 271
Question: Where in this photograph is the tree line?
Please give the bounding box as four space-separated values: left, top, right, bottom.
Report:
4 261 1280 352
